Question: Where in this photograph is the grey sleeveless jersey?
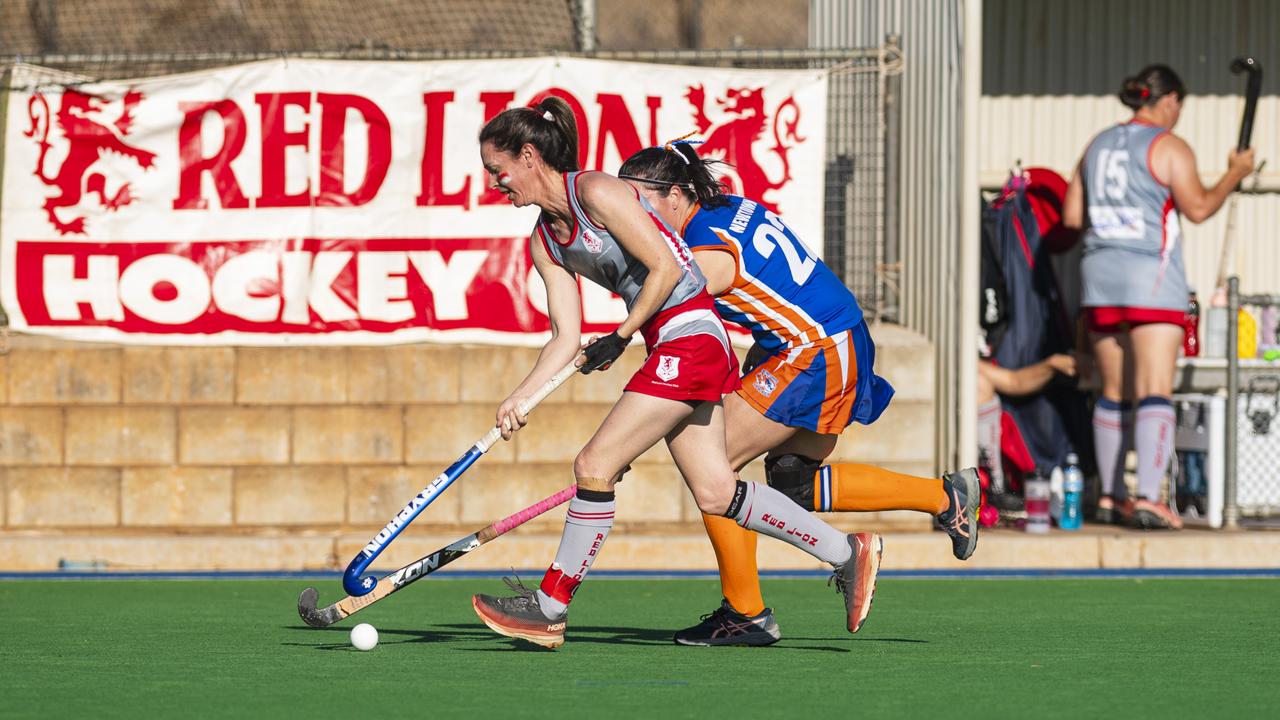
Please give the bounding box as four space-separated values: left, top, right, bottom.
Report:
1080 122 1188 311
536 171 707 313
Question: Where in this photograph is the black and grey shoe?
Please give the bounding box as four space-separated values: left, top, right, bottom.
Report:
987 489 1026 516
937 467 980 560
674 600 781 647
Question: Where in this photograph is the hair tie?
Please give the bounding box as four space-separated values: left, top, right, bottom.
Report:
542 110 554 121
1139 87 1150 99
659 132 704 165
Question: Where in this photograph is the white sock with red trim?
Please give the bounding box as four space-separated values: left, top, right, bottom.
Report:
1093 398 1127 498
1135 397 1175 501
725 481 852 565
535 488 615 618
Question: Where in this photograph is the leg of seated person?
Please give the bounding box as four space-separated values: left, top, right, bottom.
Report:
977 363 1006 492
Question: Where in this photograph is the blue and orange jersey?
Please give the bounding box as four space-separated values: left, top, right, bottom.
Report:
681 194 863 352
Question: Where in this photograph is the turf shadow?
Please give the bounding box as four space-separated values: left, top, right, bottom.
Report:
435 623 854 653
287 623 864 652
438 622 673 647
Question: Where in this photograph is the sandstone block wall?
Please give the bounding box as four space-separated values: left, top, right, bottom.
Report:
0 325 936 571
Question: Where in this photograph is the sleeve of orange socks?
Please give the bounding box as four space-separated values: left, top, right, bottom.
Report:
813 463 947 515
700 512 766 617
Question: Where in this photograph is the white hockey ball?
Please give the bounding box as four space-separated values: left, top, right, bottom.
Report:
350 623 379 651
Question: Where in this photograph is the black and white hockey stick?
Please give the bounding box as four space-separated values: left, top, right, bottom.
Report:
300 485 576 628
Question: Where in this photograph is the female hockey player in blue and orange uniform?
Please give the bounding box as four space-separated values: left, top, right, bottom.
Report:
619 141 979 646
469 98 880 649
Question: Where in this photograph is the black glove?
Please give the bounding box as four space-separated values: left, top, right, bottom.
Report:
742 341 772 374
579 331 630 374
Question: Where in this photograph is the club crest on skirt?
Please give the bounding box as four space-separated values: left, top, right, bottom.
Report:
753 368 778 397
655 355 680 381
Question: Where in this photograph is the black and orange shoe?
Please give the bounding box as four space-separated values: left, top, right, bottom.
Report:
472 577 567 649
938 468 980 560
1131 499 1184 530
1095 495 1134 526
830 532 883 633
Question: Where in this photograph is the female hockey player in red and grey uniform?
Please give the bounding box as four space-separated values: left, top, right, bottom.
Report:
468 97 878 649
1064 65 1255 529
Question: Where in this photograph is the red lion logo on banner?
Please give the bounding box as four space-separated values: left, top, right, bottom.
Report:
686 84 806 213
23 88 156 235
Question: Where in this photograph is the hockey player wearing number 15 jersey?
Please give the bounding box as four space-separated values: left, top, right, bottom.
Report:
620 142 980 646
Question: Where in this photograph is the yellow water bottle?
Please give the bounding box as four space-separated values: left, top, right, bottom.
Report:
1238 309 1258 359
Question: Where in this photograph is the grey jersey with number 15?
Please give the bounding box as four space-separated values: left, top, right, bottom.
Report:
1080 122 1187 311
535 171 707 313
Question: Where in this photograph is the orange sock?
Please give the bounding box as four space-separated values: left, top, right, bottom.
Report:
814 463 947 514
700 512 765 616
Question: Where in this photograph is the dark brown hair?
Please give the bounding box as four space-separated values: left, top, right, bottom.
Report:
1119 65 1186 110
478 96 579 172
618 142 730 209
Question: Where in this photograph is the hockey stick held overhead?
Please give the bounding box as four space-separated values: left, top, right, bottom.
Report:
1230 56 1262 152
1214 57 1264 294
341 357 581 597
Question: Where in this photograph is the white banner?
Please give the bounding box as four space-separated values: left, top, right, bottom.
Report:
1 58 828 345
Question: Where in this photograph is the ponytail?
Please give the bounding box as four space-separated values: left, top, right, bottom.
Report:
479 96 579 172
1119 64 1186 110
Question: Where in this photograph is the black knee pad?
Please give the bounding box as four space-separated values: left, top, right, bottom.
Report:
764 454 822 510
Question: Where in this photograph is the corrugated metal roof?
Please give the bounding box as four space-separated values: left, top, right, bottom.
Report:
983 0 1278 97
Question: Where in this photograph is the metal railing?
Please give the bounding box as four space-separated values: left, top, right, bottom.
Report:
1224 276 1280 527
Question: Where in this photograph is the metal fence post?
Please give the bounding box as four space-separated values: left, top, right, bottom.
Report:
1225 276 1240 529
574 0 597 52
879 33 902 323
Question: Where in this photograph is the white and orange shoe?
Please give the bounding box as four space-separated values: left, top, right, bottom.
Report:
831 532 883 633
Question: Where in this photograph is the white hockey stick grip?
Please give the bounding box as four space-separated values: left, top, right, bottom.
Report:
474 357 580 453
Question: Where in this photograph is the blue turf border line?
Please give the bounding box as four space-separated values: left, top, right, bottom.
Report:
2 567 1280 581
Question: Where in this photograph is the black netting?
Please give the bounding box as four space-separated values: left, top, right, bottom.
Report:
1 0 580 56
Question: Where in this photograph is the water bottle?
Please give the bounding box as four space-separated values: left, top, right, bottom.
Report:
1024 469 1051 534
1183 291 1200 357
1048 465 1064 522
1205 306 1228 358
1060 453 1083 530
1260 305 1278 357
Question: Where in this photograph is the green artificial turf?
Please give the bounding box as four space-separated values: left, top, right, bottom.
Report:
4 577 1278 718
